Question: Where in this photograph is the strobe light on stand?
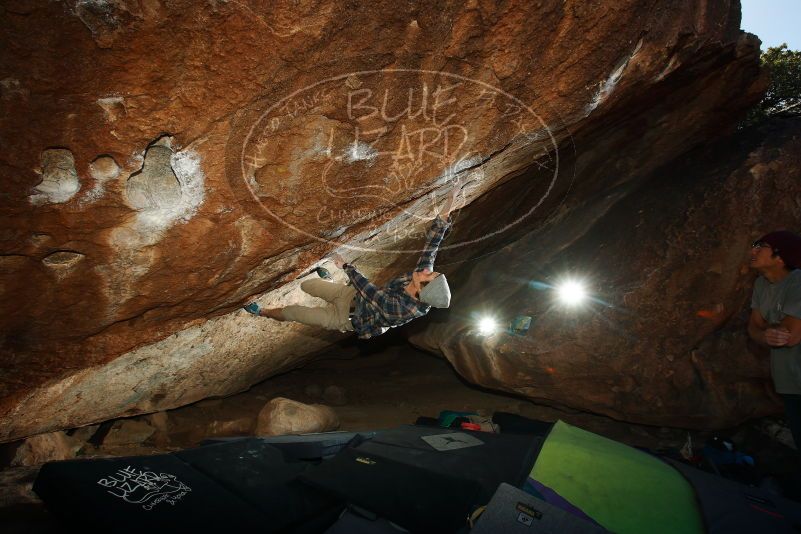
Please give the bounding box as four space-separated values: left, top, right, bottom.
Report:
556 279 587 307
475 315 532 337
477 317 498 336
474 276 593 337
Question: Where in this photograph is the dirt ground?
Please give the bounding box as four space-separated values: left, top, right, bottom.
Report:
253 341 695 448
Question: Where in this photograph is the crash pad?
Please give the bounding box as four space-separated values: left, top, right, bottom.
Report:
530 420 704 534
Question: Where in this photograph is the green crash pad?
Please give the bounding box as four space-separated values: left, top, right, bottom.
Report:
530 421 704 534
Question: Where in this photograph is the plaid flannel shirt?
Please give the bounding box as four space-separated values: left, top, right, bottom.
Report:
343 215 452 339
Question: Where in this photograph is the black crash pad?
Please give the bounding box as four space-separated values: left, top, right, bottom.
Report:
201 431 375 460
300 447 482 533
34 440 345 533
354 425 543 501
33 453 268 533
175 438 341 529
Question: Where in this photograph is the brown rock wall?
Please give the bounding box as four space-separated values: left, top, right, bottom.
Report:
0 0 766 440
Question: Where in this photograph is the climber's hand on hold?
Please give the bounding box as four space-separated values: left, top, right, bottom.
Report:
332 253 346 269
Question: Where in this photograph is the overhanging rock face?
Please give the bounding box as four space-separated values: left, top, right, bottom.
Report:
410 117 801 430
0 0 763 441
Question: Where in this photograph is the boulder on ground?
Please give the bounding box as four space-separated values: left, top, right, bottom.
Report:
256 397 339 436
11 431 82 466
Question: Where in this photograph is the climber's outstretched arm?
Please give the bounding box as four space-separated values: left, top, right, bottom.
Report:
416 188 458 271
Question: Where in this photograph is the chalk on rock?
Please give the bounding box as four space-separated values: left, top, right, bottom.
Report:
42 251 85 274
126 143 182 210
89 155 120 182
30 149 80 205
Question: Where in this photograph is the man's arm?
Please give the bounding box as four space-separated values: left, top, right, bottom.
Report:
748 309 770 346
779 315 801 347
332 254 388 305
343 264 387 304
416 189 458 271
416 215 451 271
748 309 792 347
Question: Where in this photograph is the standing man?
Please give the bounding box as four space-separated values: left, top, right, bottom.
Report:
245 189 459 339
748 230 801 451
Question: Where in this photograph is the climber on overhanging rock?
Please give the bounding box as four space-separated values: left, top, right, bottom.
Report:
244 188 458 339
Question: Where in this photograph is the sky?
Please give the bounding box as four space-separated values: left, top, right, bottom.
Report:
740 0 801 50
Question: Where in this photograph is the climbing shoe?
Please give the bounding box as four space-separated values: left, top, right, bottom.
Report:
315 267 332 280
244 303 261 315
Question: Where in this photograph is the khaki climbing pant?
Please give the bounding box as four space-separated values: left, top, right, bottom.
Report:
282 279 357 332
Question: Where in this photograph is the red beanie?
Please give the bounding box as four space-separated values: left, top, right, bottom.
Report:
759 230 801 269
